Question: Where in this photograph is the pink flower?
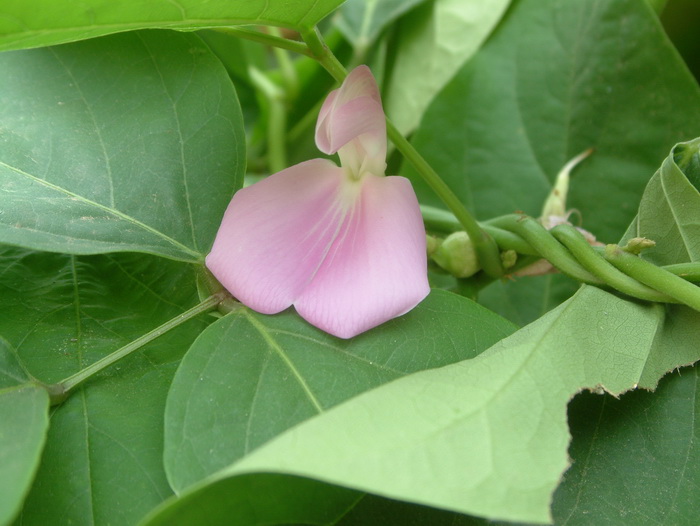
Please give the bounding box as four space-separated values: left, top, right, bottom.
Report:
206 66 429 339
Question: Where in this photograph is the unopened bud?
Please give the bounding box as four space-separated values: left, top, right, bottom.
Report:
622 237 656 255
431 232 480 278
426 234 441 257
540 148 593 221
501 250 517 270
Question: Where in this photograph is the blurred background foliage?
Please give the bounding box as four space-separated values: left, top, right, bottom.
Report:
661 0 700 81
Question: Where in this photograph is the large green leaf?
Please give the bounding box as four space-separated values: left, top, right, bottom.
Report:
0 248 209 525
0 30 244 262
146 141 700 523
148 287 671 524
0 340 49 526
383 0 510 135
0 0 345 52
404 0 700 322
164 289 517 492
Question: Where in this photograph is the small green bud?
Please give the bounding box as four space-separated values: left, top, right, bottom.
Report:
426 234 441 257
431 231 480 278
501 249 518 269
622 237 656 255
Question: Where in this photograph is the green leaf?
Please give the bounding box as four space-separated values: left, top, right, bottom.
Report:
0 340 49 526
383 0 510 135
628 138 700 266
552 366 699 524
150 285 686 524
0 337 29 389
335 0 427 47
0 248 209 525
164 289 517 492
0 0 345 52
0 30 244 262
404 0 700 322
646 0 668 15
143 475 362 526
539 139 700 522
334 493 478 525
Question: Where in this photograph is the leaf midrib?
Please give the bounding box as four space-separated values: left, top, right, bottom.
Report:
1 160 202 262
244 311 324 413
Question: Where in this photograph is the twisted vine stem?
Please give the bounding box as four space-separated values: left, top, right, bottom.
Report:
442 212 700 310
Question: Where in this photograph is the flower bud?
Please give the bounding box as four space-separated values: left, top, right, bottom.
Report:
431 232 480 278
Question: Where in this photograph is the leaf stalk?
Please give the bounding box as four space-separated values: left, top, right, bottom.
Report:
44 294 225 406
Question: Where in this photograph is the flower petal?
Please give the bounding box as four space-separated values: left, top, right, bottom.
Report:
315 65 386 168
206 159 347 314
294 175 430 338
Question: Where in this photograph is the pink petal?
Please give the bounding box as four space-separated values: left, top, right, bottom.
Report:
294 175 430 339
206 159 348 314
315 65 386 168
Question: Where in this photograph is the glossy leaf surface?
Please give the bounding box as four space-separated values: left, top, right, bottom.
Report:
0 30 244 262
0 0 344 51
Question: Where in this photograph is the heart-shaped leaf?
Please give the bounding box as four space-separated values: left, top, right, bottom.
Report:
164 289 517 492
0 30 244 262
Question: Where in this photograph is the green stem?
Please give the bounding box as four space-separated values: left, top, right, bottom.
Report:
268 27 299 98
249 67 288 173
604 245 700 311
301 28 504 277
551 225 675 303
301 27 347 82
45 294 224 406
214 27 312 57
421 205 537 256
386 122 503 278
663 262 700 282
492 215 602 284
